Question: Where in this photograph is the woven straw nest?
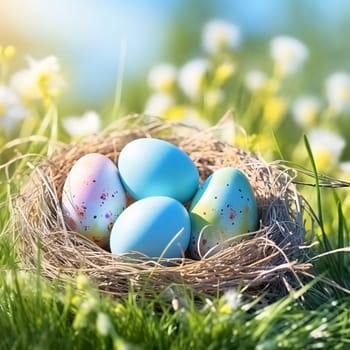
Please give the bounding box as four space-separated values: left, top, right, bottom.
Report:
15 116 312 302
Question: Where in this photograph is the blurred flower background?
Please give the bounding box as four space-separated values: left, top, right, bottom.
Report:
2 0 350 194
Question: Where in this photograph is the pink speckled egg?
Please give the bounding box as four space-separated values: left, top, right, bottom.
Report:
61 153 126 248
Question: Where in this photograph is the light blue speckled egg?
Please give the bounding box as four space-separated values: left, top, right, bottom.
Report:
188 167 258 259
61 153 126 248
117 138 199 203
110 196 190 258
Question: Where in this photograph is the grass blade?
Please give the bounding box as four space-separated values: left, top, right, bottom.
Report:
303 135 332 251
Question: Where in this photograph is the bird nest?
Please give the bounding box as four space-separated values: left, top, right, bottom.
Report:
15 116 312 302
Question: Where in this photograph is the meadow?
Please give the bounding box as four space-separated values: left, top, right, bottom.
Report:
2 18 350 349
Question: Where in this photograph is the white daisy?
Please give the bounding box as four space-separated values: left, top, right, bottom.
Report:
308 128 345 170
325 72 350 114
147 63 177 92
270 36 309 75
178 58 209 99
202 19 241 54
10 55 65 102
292 95 321 128
245 69 268 91
144 92 174 116
62 110 101 137
222 289 241 310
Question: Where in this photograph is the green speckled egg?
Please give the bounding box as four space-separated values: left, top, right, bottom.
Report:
188 167 258 259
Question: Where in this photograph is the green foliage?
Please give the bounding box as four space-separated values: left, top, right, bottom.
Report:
1 262 350 349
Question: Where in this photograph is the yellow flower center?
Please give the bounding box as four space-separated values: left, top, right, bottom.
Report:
157 78 174 92
280 45 296 62
37 72 51 99
304 105 317 122
36 71 62 103
214 61 236 85
219 304 233 314
214 31 228 49
300 105 317 127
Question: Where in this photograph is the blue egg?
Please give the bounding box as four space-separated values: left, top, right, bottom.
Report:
118 138 199 203
110 196 190 258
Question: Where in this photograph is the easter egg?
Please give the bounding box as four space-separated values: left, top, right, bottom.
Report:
188 167 258 259
117 138 199 203
61 153 126 248
110 196 190 258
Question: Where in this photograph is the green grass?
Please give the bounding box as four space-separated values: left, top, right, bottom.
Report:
1 113 350 350
1 143 350 350
1 256 350 349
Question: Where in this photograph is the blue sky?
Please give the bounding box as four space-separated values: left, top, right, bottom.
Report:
1 0 350 108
